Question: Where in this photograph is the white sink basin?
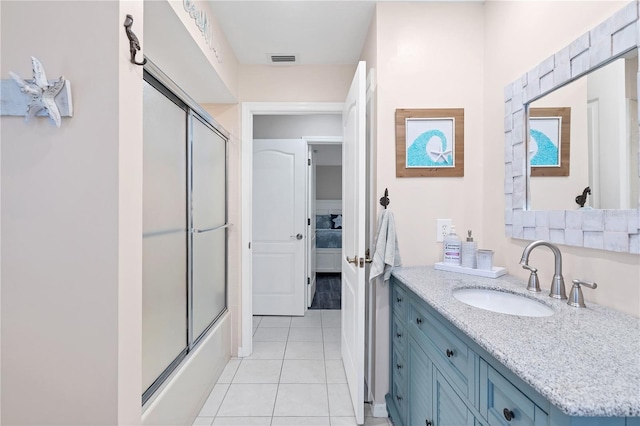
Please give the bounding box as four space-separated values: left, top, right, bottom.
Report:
453 288 554 317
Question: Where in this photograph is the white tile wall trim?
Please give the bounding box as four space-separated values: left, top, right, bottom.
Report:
504 0 640 254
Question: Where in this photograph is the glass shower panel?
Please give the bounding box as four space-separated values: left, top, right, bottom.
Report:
192 228 226 340
192 116 226 228
191 116 227 341
142 80 188 393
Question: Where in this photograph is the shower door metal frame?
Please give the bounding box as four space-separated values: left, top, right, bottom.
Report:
142 60 229 405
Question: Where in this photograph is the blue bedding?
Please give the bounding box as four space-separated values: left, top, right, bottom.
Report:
316 214 342 248
316 229 342 248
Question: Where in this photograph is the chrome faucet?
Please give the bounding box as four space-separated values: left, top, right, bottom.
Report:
519 240 567 300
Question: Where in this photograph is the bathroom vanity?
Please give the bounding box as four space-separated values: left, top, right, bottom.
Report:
386 266 640 426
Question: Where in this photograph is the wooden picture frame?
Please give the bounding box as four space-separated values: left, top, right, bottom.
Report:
529 107 571 177
396 108 464 177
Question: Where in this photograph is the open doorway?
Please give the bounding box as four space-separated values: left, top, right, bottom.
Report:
251 116 342 316
240 103 345 358
307 142 343 310
241 64 370 423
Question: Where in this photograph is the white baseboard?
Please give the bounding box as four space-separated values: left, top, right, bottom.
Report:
371 402 388 418
237 345 251 358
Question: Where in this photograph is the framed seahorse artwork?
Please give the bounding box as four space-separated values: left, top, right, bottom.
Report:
395 108 464 177
528 107 571 177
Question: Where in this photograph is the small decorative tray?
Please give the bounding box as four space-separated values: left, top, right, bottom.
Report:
434 262 507 279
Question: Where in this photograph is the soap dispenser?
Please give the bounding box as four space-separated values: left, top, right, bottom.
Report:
461 230 477 268
443 226 462 265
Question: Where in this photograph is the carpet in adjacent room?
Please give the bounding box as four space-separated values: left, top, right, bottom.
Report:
309 273 341 310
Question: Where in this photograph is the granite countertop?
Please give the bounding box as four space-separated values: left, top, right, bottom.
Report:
391 265 640 418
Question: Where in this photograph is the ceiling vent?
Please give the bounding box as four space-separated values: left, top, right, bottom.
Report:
268 54 298 64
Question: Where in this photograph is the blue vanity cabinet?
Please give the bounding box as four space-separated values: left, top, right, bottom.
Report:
387 277 479 426
386 277 640 426
388 281 409 425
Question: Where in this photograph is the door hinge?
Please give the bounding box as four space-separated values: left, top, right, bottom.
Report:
308 218 311 226
307 277 311 284
308 158 311 166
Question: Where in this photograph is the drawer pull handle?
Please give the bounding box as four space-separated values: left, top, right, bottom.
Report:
416 317 423 325
396 332 402 338
396 363 403 370
396 395 403 401
446 349 454 358
503 408 515 421
396 297 403 303
426 421 432 426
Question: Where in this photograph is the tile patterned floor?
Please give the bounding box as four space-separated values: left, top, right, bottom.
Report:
193 310 390 426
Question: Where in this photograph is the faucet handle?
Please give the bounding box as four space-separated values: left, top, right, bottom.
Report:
568 279 598 308
522 264 541 292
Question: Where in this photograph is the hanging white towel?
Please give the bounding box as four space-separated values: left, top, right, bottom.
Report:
369 209 402 283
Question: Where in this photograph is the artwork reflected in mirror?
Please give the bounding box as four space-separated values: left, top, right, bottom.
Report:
529 107 570 176
528 49 639 211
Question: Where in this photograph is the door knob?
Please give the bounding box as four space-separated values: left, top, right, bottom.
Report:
290 233 303 240
346 255 358 264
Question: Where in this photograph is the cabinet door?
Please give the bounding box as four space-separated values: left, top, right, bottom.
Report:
434 371 475 426
409 336 434 426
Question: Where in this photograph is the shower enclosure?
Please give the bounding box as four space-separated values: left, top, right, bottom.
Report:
141 65 228 405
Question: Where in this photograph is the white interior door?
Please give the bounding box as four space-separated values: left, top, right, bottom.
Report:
341 61 366 425
307 147 317 307
253 139 306 316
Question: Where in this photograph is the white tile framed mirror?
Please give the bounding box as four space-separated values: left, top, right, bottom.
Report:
504 1 640 253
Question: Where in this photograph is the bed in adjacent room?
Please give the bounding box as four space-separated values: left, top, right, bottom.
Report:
315 200 342 273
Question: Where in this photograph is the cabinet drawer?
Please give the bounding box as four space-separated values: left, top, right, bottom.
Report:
392 346 408 383
480 360 548 426
392 283 408 320
392 314 407 355
408 299 475 399
390 374 408 425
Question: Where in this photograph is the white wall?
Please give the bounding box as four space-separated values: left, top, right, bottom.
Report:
157 0 239 103
317 166 343 200
253 114 342 138
359 2 486 412
240 64 356 102
374 1 486 267
314 144 342 166
587 59 628 209
483 0 640 316
1 1 142 424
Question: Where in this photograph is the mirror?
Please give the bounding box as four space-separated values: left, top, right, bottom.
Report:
504 1 640 253
529 50 639 211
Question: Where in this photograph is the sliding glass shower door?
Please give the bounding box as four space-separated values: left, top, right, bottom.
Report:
142 80 188 396
190 115 227 343
142 69 228 404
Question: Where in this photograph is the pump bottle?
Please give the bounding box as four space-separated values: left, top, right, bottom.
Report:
443 226 462 265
